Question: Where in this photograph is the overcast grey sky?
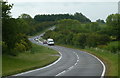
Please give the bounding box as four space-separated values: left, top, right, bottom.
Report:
8 0 119 2
8 0 119 22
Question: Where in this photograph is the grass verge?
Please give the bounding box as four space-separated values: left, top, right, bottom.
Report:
2 43 59 77
57 44 118 76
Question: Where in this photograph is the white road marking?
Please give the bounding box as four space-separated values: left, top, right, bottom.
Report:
56 51 106 77
13 51 62 76
55 70 66 76
56 52 79 76
83 51 106 78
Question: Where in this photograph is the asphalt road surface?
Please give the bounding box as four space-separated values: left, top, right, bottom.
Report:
13 34 105 78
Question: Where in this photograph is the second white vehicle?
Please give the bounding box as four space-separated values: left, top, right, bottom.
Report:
47 38 54 46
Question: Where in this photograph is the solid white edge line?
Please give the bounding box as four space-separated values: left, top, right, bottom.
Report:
84 52 106 78
13 51 62 76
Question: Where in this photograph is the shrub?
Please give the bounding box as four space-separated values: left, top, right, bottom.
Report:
12 43 26 56
72 33 87 48
86 33 110 47
2 42 8 54
86 33 99 47
106 41 120 54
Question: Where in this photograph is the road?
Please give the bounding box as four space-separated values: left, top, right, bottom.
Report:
13 33 105 78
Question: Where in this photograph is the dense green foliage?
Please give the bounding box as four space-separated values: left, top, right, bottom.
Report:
43 19 110 47
96 19 105 24
34 12 91 23
106 41 120 53
43 15 119 54
106 14 120 40
2 2 32 56
98 41 120 54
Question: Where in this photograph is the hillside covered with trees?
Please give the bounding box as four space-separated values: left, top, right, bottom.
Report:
43 14 120 54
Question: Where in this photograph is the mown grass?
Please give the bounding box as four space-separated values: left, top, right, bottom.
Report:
2 44 59 76
57 44 118 76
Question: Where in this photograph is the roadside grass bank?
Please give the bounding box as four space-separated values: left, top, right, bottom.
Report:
57 44 118 76
2 43 60 77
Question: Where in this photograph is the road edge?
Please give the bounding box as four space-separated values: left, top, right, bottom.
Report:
84 51 106 78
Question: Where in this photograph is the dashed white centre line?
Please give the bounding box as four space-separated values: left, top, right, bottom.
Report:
56 52 79 76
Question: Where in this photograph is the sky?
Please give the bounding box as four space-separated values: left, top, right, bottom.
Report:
7 0 119 22
8 0 120 2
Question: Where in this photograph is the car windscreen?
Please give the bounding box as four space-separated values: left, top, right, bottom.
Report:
49 41 53 42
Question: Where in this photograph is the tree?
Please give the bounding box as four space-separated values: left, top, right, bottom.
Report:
19 13 32 19
86 33 110 47
73 33 87 48
84 22 100 32
96 19 105 24
2 1 13 18
74 12 91 22
106 14 120 40
2 1 32 55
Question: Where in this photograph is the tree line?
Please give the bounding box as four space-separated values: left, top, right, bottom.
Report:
34 12 91 23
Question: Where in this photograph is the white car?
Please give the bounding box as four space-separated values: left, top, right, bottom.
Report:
47 38 54 46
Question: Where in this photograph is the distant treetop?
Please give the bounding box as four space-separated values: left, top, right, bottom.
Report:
34 12 91 23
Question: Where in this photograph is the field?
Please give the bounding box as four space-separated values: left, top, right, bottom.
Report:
2 44 59 76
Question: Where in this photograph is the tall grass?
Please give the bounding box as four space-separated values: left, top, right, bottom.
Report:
105 41 120 54
98 41 120 54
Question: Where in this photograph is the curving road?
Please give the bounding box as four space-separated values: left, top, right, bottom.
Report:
13 34 105 77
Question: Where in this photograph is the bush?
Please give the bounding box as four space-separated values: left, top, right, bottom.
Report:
13 43 26 56
72 33 87 48
86 33 99 47
106 41 120 53
86 33 110 47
